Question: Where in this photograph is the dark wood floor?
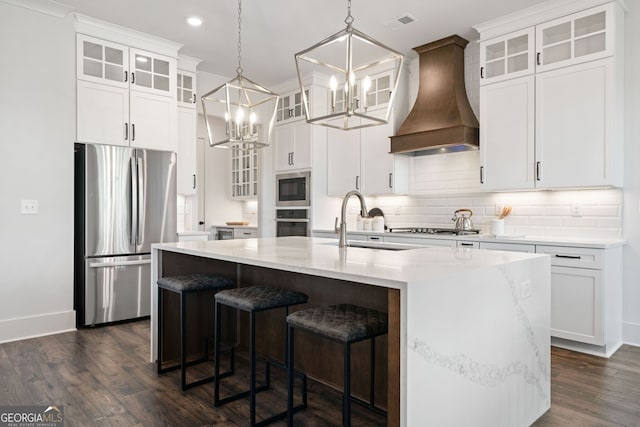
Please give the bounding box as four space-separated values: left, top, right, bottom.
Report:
1 320 638 426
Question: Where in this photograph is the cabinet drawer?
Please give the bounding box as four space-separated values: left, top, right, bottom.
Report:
233 228 258 239
479 242 535 253
457 241 479 249
536 245 602 269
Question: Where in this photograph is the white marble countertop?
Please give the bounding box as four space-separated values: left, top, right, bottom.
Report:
152 236 545 290
313 229 626 249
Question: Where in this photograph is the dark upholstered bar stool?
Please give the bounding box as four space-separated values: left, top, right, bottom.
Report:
286 304 388 427
157 273 235 391
214 286 309 427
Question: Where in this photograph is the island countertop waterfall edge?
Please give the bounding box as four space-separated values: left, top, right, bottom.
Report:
150 236 551 427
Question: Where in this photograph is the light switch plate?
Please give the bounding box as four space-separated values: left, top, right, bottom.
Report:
20 199 38 214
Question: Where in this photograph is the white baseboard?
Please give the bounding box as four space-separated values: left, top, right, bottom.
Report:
623 322 640 347
0 310 76 344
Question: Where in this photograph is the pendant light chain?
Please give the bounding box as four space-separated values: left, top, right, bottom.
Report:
345 0 354 26
236 0 243 76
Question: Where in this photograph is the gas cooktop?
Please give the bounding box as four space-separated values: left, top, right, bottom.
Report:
388 227 481 236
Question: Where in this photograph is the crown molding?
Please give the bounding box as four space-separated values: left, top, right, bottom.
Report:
0 0 74 18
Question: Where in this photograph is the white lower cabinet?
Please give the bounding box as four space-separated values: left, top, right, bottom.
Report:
479 241 535 252
536 245 622 353
233 228 258 239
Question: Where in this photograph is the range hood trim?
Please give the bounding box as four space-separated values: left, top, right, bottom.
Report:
391 35 479 155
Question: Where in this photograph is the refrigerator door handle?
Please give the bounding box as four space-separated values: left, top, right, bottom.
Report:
89 259 151 268
136 154 145 246
129 157 138 246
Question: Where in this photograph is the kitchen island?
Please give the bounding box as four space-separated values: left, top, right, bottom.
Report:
151 236 550 427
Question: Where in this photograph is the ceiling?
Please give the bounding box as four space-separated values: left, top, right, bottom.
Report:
59 0 549 85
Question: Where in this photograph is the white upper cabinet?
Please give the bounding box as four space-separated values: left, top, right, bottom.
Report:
276 88 309 124
479 75 535 190
76 33 178 151
476 1 624 190
480 28 535 85
535 58 619 188
177 70 197 108
327 111 408 196
274 121 312 172
535 4 614 72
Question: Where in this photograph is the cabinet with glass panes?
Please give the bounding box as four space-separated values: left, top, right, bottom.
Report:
230 144 258 199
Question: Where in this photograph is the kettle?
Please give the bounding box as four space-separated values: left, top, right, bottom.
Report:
452 209 474 230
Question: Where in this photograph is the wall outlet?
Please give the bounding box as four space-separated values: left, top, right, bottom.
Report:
571 202 582 217
520 280 532 299
20 199 39 215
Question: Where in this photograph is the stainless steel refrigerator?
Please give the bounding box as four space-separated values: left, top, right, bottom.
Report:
74 143 176 327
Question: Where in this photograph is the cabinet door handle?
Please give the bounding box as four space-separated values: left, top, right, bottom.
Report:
291 152 295 165
555 254 582 260
369 236 380 241
356 175 360 190
124 122 129 140
124 71 128 82
536 162 541 181
131 72 135 84
131 123 136 141
460 242 474 247
193 174 196 190
480 66 485 79
480 166 484 184
192 93 196 104
536 53 541 66
389 173 393 188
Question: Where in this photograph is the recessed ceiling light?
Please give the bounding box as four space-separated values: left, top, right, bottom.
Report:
187 17 202 27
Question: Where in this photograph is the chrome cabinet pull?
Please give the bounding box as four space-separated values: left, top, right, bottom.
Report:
536 53 541 66
356 175 360 190
389 173 393 188
291 152 295 165
131 72 135 84
193 174 196 190
480 166 484 184
536 162 541 181
124 71 128 82
369 236 380 241
480 66 485 79
460 242 474 247
131 124 136 141
124 122 129 140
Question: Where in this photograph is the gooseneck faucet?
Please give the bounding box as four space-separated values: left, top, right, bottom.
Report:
335 190 368 248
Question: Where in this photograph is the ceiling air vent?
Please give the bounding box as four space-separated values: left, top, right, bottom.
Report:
385 13 417 30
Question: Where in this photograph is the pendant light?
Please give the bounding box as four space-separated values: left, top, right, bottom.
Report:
201 0 279 148
294 0 404 131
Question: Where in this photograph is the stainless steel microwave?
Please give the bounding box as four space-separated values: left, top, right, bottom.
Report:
276 171 310 207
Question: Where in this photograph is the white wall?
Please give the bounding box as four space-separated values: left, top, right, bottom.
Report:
0 2 76 342
622 1 640 345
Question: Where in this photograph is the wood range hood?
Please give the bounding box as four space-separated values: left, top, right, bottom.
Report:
391 35 479 155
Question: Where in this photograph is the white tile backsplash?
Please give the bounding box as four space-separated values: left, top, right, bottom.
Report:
357 188 623 239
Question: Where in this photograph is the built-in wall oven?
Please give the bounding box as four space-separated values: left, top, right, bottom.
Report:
276 171 310 207
276 209 310 237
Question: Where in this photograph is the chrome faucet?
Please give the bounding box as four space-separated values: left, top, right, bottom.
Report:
335 190 368 248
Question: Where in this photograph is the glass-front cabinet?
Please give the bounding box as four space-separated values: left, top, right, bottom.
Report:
480 28 534 85
77 36 129 88
536 3 613 72
276 88 309 123
177 71 197 107
230 144 258 199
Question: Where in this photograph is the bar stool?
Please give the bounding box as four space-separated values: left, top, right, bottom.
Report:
157 273 235 390
214 286 309 426
286 303 388 427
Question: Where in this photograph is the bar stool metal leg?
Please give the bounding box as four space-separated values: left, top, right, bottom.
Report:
250 310 256 426
157 287 163 374
370 337 375 407
287 324 294 426
214 300 222 405
180 292 187 390
344 342 351 427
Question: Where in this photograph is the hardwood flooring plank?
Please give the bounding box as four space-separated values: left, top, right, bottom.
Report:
1 320 638 426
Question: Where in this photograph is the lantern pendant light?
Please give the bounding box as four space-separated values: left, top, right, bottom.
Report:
201 0 279 148
294 0 404 131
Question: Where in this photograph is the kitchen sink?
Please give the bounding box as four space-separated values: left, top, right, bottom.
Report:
321 240 425 251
